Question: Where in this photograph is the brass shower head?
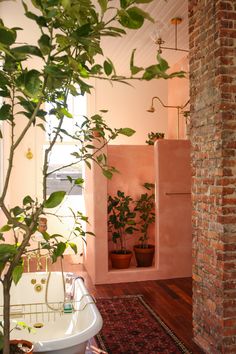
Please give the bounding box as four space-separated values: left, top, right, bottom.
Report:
147 106 155 113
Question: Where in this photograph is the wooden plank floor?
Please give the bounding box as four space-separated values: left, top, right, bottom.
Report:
59 260 203 354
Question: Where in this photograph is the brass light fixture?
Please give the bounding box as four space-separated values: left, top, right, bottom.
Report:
26 148 33 160
147 96 190 139
152 17 189 54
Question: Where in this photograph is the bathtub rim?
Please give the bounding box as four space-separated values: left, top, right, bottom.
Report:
6 271 103 352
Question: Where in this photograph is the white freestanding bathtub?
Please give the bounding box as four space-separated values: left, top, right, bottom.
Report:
0 272 103 354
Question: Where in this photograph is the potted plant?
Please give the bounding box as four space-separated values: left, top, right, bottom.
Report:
134 183 155 267
108 191 137 269
0 1 184 351
0 322 34 354
3 340 33 354
146 132 165 145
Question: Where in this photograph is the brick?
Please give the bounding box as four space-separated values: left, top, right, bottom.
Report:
190 0 236 352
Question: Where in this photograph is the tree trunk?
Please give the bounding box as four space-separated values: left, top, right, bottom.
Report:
3 278 11 354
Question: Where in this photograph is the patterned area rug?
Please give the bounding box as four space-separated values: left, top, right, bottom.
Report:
95 295 192 354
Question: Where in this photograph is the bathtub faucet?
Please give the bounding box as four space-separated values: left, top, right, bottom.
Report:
26 252 50 272
36 253 50 272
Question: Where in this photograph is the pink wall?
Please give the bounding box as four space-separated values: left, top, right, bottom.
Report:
92 79 168 145
156 139 192 277
84 142 108 284
168 56 190 139
84 140 192 284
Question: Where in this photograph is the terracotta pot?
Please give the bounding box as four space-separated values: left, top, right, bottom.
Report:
134 245 155 267
110 251 132 269
9 339 34 353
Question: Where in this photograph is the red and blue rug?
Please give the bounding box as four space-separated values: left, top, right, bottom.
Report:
96 295 191 354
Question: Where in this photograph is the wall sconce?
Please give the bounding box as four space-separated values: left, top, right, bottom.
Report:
147 96 190 139
151 17 189 54
26 148 33 160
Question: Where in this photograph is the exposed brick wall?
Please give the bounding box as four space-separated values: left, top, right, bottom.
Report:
189 0 236 353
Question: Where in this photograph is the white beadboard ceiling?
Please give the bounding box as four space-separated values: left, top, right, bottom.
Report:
0 0 189 74
102 0 189 75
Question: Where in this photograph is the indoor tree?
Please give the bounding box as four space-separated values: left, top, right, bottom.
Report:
0 0 184 352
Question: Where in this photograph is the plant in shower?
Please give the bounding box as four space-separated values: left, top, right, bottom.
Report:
133 183 155 267
0 0 185 352
134 183 155 247
108 191 138 268
145 132 165 145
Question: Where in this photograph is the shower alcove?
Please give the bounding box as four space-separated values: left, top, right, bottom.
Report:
84 139 192 284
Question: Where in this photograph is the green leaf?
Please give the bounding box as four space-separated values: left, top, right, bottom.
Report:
37 123 46 131
50 233 64 239
0 225 11 232
0 104 12 121
157 54 169 72
119 128 136 137
103 60 112 76
0 72 10 87
11 206 24 216
98 0 107 14
0 88 10 98
12 45 43 58
120 0 133 8
44 65 67 78
90 64 102 75
42 231 50 241
0 244 16 259
130 49 143 75
0 26 16 45
54 242 67 258
74 178 84 186
44 191 66 208
23 195 34 205
131 7 154 22
102 169 113 179
61 0 71 9
69 242 77 254
119 7 145 29
85 160 91 169
12 264 24 285
25 70 42 97
38 34 51 55
168 71 186 78
59 107 73 118
67 175 73 183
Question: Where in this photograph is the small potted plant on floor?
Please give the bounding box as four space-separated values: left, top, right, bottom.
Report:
108 191 137 269
0 322 34 354
134 183 155 267
146 132 165 145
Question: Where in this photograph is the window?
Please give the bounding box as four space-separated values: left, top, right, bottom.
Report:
45 94 86 196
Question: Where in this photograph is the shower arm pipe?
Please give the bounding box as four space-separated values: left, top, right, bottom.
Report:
150 97 190 139
150 96 189 111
